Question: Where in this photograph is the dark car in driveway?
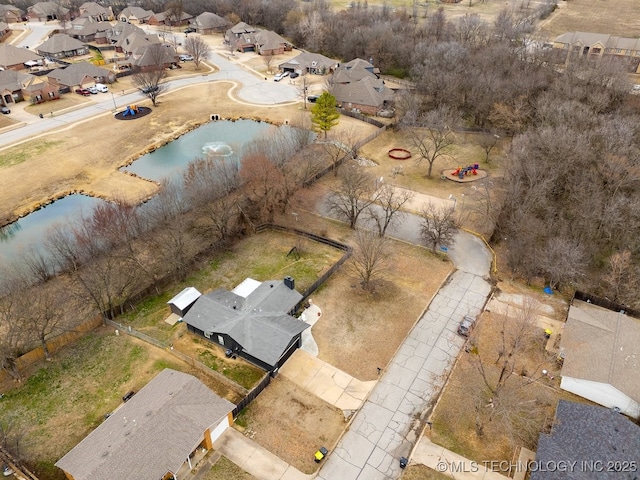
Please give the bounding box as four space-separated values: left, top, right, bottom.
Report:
457 315 476 337
307 94 320 103
0 106 10 114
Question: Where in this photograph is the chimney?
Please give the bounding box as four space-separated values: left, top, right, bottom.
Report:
284 276 295 290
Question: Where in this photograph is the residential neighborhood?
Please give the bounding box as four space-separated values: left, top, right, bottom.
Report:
0 1 639 480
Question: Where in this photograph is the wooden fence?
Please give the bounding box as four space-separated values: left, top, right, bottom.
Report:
573 291 640 319
232 373 271 418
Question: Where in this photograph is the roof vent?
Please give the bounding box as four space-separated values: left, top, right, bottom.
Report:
284 276 295 290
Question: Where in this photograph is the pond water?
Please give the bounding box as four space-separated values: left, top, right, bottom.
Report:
120 119 276 182
0 194 105 264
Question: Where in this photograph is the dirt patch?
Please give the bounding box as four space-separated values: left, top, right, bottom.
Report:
537 0 640 39
236 376 345 474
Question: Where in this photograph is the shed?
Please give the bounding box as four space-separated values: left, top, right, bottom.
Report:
168 287 202 318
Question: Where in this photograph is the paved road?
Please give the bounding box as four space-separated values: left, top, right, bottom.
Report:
317 199 493 480
0 50 299 149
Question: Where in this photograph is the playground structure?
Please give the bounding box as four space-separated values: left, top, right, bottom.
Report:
452 164 479 179
123 105 139 116
388 148 412 160
114 105 152 121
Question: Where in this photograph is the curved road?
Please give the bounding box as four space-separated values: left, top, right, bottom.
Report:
0 50 299 149
317 202 493 480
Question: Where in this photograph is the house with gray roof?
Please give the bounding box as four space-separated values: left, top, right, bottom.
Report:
36 34 89 59
78 2 113 21
48 61 114 90
26 1 69 22
0 69 58 105
183 277 309 372
66 16 112 43
0 44 43 71
0 4 24 23
559 300 640 419
329 58 393 115
148 10 193 27
118 6 154 24
55 369 235 480
0 21 10 42
553 31 640 73
192 12 231 34
279 52 338 75
531 400 640 480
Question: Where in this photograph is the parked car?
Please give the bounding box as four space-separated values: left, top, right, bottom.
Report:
184 27 196 34
95 83 108 93
457 315 476 337
87 86 99 94
75 88 91 96
0 106 10 114
307 94 320 103
273 71 289 82
141 85 159 94
3 465 14 477
179 54 194 61
289 72 299 79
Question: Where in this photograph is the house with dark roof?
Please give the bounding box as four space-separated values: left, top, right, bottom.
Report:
329 58 393 115
279 52 338 75
55 369 235 480
66 16 112 43
36 34 89 59
26 1 69 22
147 10 193 27
191 12 230 34
559 300 640 419
118 6 154 24
48 61 114 90
0 44 43 71
131 43 178 71
0 69 58 105
553 31 640 73
224 22 257 51
183 277 309 373
78 2 113 21
0 5 24 23
531 400 640 480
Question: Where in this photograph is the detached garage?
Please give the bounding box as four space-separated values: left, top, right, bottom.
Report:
55 369 235 480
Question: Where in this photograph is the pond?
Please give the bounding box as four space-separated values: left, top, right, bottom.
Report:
0 194 105 265
120 119 276 182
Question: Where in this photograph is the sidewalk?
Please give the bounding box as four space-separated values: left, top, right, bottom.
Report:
215 429 313 480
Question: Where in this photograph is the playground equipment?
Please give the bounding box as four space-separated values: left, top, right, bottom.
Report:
122 105 139 116
388 148 412 160
452 163 479 179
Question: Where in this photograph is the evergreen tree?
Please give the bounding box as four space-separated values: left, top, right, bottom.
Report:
311 92 340 139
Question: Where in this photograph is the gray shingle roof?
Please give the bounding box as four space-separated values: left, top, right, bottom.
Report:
279 52 338 72
531 400 640 480
555 31 640 52
194 12 230 30
0 69 36 92
29 1 68 17
332 75 394 109
36 34 87 55
55 369 235 480
561 300 640 402
48 61 111 86
183 280 308 368
0 44 42 68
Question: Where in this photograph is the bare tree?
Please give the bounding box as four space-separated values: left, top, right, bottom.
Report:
184 36 211 70
326 166 380 229
478 133 500 164
367 184 414 237
0 279 28 382
262 53 275 74
350 228 390 292
164 0 183 27
319 127 359 177
603 250 640 305
131 45 170 106
537 237 587 291
404 105 459 178
419 201 458 251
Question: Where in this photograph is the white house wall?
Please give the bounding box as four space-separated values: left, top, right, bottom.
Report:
209 415 230 446
561 376 640 418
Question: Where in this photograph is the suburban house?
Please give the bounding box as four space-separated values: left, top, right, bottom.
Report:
559 299 640 418
26 1 69 22
130 43 178 71
553 31 640 73
224 22 257 51
0 22 10 42
224 23 291 55
0 44 44 71
191 12 231 34
78 2 113 21
531 400 640 480
118 6 154 24
0 70 59 106
279 52 338 75
48 62 114 91
329 58 393 115
182 277 309 373
108 22 161 54
147 10 193 27
36 34 89 59
66 16 112 43
0 4 24 23
55 369 235 480
253 30 291 56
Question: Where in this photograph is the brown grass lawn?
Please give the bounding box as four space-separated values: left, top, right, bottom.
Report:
537 0 640 39
402 465 452 480
428 310 584 469
235 376 345 474
206 456 256 480
0 328 242 479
